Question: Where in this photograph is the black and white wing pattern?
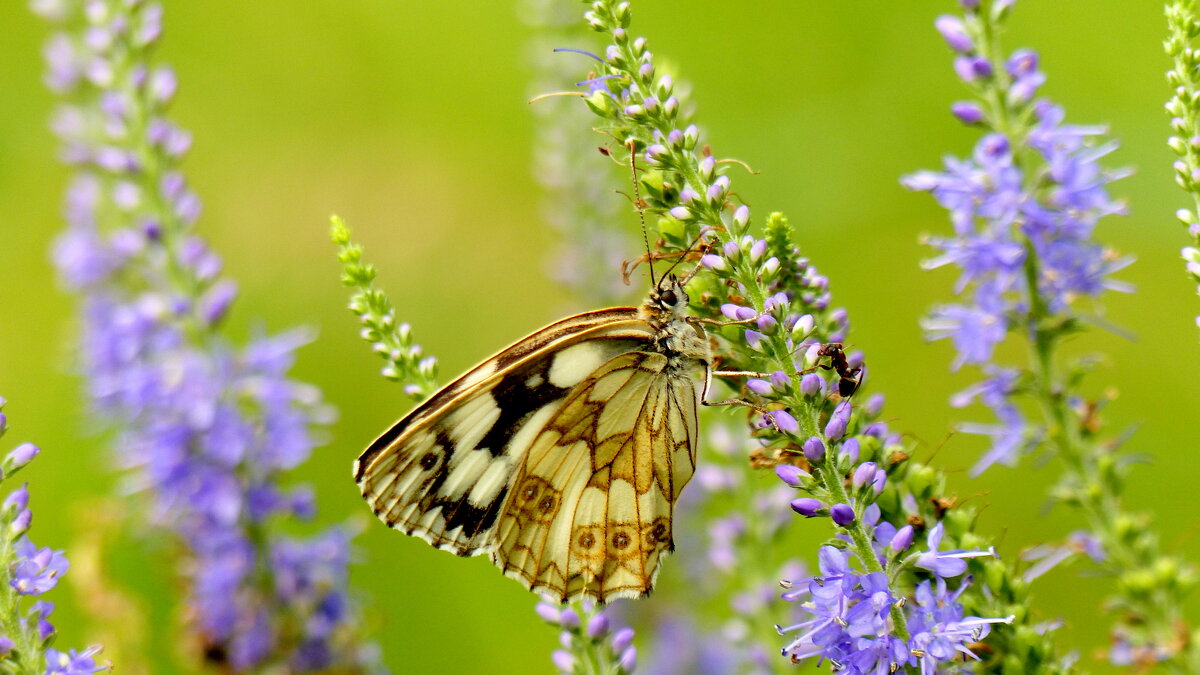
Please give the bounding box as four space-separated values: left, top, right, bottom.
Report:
355 276 711 602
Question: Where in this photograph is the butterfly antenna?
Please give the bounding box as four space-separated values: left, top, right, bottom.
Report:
628 138 656 288
662 227 713 284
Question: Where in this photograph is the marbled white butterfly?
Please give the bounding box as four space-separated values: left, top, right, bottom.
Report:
354 272 710 603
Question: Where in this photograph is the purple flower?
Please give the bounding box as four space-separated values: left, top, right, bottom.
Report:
915 522 994 578
540 600 635 674
45 647 107 675
907 578 1013 672
36 1 379 670
11 537 69 596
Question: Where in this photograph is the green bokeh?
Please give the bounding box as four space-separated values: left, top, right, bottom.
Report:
0 1 1195 673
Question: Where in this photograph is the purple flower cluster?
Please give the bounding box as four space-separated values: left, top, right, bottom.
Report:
0 399 107 674
778 537 1008 674
537 601 637 674
34 1 379 671
904 30 1129 474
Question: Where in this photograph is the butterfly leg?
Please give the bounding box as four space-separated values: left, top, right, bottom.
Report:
701 397 781 430
710 369 774 379
690 316 758 327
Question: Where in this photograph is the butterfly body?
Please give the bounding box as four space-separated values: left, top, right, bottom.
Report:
355 278 710 603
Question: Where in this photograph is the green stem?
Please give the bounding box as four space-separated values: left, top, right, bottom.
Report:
816 459 911 644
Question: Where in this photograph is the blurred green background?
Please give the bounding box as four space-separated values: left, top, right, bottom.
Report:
0 0 1195 672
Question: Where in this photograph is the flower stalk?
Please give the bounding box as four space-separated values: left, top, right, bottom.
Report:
909 0 1198 668
35 0 383 670
575 0 1062 671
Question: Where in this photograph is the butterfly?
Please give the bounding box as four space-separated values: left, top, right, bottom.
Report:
354 272 711 603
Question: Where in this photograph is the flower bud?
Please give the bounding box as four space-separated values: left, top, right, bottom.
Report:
747 379 772 396
852 461 877 489
891 525 915 552
611 627 635 652
3 484 29 515
551 650 575 672
618 646 637 671
749 239 767 261
802 437 825 462
770 410 799 434
951 101 984 124
825 401 851 441
830 503 855 526
535 602 561 624
934 16 973 52
791 314 815 339
586 613 610 638
839 437 860 464
790 498 822 517
800 373 825 397
872 469 887 495
4 444 39 474
733 205 750 229
775 464 807 488
10 509 31 538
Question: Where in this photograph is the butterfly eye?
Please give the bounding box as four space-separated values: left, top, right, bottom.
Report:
660 289 678 307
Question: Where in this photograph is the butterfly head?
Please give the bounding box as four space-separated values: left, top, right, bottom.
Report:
647 274 690 318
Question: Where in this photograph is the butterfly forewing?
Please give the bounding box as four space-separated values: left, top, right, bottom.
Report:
356 308 654 556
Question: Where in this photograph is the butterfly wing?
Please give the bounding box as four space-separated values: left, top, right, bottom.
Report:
354 308 657 557
493 349 705 603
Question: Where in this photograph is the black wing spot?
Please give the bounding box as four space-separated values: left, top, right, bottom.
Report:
475 357 568 457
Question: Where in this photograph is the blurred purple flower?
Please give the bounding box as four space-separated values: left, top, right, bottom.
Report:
35 2 380 671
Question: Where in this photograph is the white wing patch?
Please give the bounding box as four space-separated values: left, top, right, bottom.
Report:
468 456 511 506
549 341 618 388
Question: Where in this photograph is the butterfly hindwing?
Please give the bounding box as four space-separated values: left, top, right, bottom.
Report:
354 308 656 557
493 350 704 602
